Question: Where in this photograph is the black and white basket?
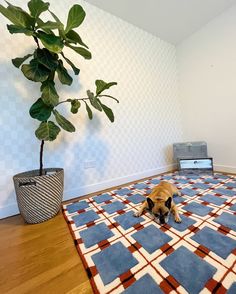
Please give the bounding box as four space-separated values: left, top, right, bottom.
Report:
13 168 64 224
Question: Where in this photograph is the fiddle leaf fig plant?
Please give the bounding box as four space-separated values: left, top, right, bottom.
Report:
0 0 118 175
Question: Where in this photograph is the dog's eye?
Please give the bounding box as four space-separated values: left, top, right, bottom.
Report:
164 212 169 216
154 213 160 217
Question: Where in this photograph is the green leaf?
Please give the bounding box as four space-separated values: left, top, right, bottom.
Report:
69 99 81 114
12 54 33 68
36 18 53 34
65 4 85 33
21 59 50 82
29 98 53 121
35 121 60 141
0 3 34 27
7 24 33 35
37 20 61 31
95 80 117 95
48 10 63 27
48 10 65 38
61 53 80 75
40 80 59 106
84 101 93 120
28 0 49 19
87 90 102 111
35 48 58 71
37 30 64 53
56 60 73 85
53 110 75 132
99 101 115 122
66 43 92 60
65 30 89 49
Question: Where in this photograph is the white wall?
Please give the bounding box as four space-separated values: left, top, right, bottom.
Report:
177 4 236 173
0 0 183 218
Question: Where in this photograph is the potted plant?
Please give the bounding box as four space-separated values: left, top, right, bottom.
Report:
0 0 118 223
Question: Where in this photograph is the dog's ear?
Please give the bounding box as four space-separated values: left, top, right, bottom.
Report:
165 197 172 210
147 198 154 210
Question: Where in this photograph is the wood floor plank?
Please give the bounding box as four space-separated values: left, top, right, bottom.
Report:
0 212 92 294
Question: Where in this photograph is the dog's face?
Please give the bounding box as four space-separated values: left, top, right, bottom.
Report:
147 197 172 225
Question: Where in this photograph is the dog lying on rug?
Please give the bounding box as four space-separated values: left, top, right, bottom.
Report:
134 181 182 225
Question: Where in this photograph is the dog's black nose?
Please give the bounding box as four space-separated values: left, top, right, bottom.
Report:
160 217 165 224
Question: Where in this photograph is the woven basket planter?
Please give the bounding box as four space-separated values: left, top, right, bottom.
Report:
13 168 64 224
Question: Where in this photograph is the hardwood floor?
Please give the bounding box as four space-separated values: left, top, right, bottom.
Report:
0 171 177 294
0 212 93 294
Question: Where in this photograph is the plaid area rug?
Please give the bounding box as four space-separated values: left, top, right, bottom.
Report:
63 172 236 294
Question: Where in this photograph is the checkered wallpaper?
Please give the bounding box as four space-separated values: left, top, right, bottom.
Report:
0 0 183 217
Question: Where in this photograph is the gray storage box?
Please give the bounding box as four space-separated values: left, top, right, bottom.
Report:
173 141 208 161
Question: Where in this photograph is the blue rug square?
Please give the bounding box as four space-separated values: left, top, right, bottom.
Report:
225 182 236 188
214 212 236 231
204 178 221 184
193 183 211 190
200 194 226 205
214 188 236 197
123 274 163 294
72 210 100 227
230 203 236 211
93 193 113 204
181 188 198 197
160 246 217 294
102 201 127 214
191 226 236 259
80 222 114 248
150 179 160 184
167 214 196 231
115 188 132 196
133 183 149 189
67 201 90 213
114 210 145 230
162 175 172 180
215 174 230 180
92 241 138 285
228 282 236 294
183 202 213 216
173 196 186 204
145 189 152 195
127 194 145 204
132 225 172 254
186 175 200 180
175 179 189 184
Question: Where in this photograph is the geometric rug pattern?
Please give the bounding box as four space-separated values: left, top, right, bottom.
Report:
63 172 236 293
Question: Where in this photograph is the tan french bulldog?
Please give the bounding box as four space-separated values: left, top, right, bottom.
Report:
134 181 182 225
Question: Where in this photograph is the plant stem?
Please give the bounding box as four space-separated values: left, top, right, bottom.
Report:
33 36 40 48
56 95 119 107
56 98 89 106
39 140 44 176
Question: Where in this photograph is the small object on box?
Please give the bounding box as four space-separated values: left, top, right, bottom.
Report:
178 157 213 175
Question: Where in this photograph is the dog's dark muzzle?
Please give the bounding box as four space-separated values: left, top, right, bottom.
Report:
154 213 166 224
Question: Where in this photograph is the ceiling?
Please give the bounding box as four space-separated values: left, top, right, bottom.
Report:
85 0 236 44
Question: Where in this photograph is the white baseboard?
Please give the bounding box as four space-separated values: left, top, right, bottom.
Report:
0 203 19 219
0 164 174 219
214 164 236 174
63 164 175 201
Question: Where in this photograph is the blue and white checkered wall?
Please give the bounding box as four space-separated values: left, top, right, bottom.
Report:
0 0 183 218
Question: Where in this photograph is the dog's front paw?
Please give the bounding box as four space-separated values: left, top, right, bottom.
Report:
133 211 142 217
175 216 182 223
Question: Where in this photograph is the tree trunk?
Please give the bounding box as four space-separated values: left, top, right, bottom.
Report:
39 140 44 176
